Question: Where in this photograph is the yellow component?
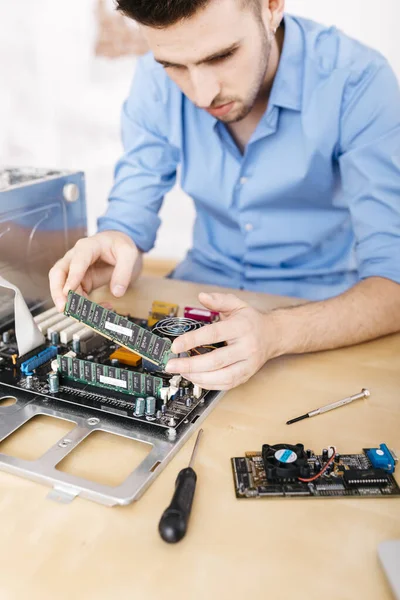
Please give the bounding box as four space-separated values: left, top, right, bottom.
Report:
11 354 18 366
148 300 179 328
109 347 142 368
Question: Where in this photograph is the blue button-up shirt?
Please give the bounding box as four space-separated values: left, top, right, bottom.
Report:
98 14 400 300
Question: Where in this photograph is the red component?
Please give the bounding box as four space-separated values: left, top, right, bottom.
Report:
184 306 219 323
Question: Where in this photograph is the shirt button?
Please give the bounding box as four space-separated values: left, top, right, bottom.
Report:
240 177 248 185
244 223 253 232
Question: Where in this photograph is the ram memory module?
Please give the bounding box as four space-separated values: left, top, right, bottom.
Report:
57 355 163 398
64 291 172 368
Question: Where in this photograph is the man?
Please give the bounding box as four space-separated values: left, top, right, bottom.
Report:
50 0 400 391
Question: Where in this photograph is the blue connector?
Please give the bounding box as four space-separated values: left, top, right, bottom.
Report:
21 346 58 376
366 443 397 474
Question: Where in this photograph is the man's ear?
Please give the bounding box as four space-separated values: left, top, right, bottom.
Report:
260 0 284 32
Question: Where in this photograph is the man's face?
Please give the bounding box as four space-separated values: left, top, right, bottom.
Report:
142 0 273 123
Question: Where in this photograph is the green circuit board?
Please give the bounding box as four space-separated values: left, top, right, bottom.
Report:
64 291 172 368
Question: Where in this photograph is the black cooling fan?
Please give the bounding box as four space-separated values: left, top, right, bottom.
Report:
262 443 311 481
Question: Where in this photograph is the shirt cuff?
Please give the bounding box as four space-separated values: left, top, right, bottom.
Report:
97 215 156 253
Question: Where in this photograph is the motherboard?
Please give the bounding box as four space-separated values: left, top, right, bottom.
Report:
0 293 220 434
232 443 400 499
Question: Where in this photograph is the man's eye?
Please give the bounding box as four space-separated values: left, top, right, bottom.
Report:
209 51 235 64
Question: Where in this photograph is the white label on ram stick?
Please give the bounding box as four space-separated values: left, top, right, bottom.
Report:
100 375 127 389
104 321 133 338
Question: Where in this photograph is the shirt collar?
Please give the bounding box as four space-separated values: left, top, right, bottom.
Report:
269 14 304 112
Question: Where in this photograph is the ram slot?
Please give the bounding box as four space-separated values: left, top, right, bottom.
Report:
60 322 85 344
47 317 75 340
37 313 67 335
33 306 59 324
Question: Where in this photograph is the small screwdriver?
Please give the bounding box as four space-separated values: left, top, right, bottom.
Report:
158 429 203 544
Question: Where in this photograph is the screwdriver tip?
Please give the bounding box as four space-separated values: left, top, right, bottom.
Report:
286 414 309 425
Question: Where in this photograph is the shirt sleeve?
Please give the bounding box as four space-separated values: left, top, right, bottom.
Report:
97 55 180 252
338 58 400 284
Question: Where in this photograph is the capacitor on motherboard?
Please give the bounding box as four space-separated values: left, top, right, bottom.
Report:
160 387 169 404
161 404 167 415
193 385 202 399
186 397 192 408
156 410 162 420
2 330 11 344
134 397 145 417
322 448 329 461
146 396 156 416
26 375 33 389
72 339 81 354
111 358 119 367
51 331 60 346
48 372 60 394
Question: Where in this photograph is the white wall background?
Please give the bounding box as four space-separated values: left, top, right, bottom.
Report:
1 0 399 261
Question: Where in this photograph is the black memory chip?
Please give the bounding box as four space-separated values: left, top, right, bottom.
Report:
69 292 81 316
72 359 80 378
152 338 166 360
92 306 104 327
60 357 69 374
84 361 93 381
81 299 93 321
343 469 389 486
132 374 141 394
107 367 116 379
129 323 140 348
145 376 153 396
121 370 129 390
139 331 152 354
116 318 132 343
96 364 104 382
105 311 116 325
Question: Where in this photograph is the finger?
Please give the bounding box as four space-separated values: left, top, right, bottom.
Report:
72 284 87 299
49 252 74 311
62 240 101 296
109 240 138 297
166 344 241 375
181 360 248 391
198 292 247 316
171 320 239 353
80 263 114 296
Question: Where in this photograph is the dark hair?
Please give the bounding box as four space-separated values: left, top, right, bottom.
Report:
116 0 250 28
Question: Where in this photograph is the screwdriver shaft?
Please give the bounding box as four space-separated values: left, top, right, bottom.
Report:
189 429 203 468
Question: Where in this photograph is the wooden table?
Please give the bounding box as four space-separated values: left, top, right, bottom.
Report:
0 276 399 600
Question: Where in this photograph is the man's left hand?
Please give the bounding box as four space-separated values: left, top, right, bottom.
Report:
165 292 280 391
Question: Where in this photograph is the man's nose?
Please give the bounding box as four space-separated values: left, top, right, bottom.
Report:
190 67 220 108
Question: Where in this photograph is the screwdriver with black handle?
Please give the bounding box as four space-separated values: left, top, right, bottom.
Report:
158 429 203 544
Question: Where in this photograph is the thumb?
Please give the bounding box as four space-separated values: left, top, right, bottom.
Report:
198 292 247 316
110 241 138 298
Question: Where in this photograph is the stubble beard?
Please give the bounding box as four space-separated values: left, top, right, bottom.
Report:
217 28 272 124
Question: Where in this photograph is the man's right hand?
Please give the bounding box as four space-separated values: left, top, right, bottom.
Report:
49 230 142 312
